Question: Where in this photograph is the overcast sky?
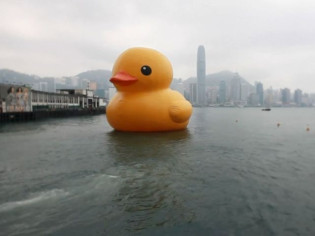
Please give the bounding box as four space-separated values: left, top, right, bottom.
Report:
1 0 315 92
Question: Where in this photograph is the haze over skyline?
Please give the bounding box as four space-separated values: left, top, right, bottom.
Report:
1 0 315 92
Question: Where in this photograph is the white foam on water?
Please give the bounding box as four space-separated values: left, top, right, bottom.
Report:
88 174 120 188
108 175 119 179
0 189 69 212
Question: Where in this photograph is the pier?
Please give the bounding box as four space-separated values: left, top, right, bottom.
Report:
0 83 107 123
0 108 105 123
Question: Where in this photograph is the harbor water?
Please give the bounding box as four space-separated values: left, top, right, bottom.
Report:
1 108 315 235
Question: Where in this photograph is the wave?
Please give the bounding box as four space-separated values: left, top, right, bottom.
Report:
0 189 69 212
108 175 119 179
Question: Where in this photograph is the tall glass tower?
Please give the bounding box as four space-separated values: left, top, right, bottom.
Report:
197 45 206 106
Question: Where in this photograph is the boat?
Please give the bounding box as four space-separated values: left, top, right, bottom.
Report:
262 108 271 111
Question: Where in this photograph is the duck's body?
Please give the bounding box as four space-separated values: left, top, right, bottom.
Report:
107 89 191 132
106 47 192 132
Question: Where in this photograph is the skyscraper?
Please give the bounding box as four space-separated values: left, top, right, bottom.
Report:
189 83 197 105
219 80 226 104
281 88 291 105
265 87 273 107
294 89 302 106
241 83 249 102
230 73 241 103
256 82 264 106
197 45 206 106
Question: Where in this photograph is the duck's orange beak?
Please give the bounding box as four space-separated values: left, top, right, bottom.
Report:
110 71 138 86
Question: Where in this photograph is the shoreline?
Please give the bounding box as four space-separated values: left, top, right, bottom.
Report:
0 108 105 123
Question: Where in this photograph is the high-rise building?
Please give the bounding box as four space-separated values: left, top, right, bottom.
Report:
197 45 206 106
34 77 56 92
219 80 226 104
189 83 197 105
273 89 281 104
302 93 311 106
294 89 302 106
256 82 264 106
80 79 90 89
88 82 97 91
207 87 218 104
265 87 273 107
230 73 241 103
281 88 291 105
171 78 184 95
248 93 259 106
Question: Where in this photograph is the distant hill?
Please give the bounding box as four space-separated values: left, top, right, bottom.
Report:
76 70 112 89
0 69 37 86
183 70 254 90
1 68 254 92
0 68 112 90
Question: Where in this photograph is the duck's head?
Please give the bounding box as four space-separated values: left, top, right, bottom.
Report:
110 47 173 92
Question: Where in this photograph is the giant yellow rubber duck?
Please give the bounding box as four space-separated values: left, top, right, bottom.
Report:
106 47 192 132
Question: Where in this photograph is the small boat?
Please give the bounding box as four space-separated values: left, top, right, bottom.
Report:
262 108 271 111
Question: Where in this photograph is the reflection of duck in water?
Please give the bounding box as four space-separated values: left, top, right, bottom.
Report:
107 47 192 132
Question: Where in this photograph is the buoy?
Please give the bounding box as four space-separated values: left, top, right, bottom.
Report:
277 123 280 127
306 125 310 132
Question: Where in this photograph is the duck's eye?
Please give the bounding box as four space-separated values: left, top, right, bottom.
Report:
141 65 152 76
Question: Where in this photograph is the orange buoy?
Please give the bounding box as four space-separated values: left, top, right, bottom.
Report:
306 125 310 132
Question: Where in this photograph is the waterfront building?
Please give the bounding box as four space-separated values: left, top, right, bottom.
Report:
89 82 97 91
248 93 259 106
241 83 249 102
301 93 310 107
272 89 282 105
230 73 241 103
189 83 197 105
219 80 226 104
207 87 218 105
281 88 291 105
64 76 79 87
171 78 185 95
80 79 90 89
309 93 315 106
0 83 106 114
256 82 264 106
0 84 32 113
197 45 206 106
94 89 106 98
264 87 273 107
39 82 48 92
33 77 56 92
294 89 302 106
65 77 74 87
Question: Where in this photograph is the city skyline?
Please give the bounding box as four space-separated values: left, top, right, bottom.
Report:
1 67 315 96
1 67 314 108
183 76 315 107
